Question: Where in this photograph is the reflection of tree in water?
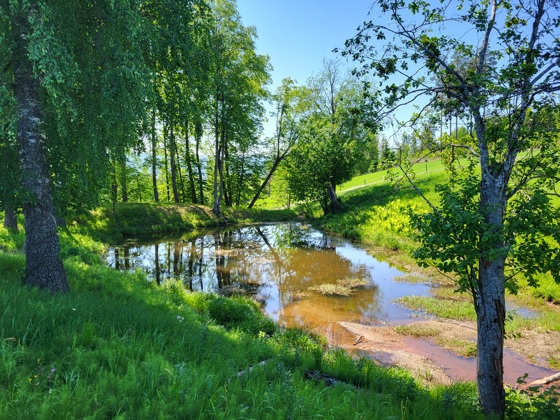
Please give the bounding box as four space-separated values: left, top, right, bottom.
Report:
214 231 232 287
106 223 382 322
271 223 337 250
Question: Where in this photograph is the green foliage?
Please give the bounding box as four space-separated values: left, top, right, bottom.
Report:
411 164 484 294
205 294 277 336
285 60 376 215
506 375 560 419
0 224 25 253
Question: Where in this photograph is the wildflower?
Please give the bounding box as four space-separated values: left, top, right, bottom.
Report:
177 315 184 322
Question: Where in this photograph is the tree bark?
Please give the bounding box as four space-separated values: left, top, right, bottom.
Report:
163 123 170 202
169 125 180 203
327 184 340 214
248 155 286 209
212 99 222 216
3 207 18 233
151 107 159 202
474 108 508 417
474 169 507 417
111 157 118 216
119 152 128 202
184 120 198 203
221 128 232 207
11 6 68 292
235 152 246 208
195 121 205 205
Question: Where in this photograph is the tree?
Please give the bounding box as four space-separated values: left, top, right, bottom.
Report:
286 60 374 214
207 0 270 216
1 0 152 292
248 78 312 208
343 0 560 416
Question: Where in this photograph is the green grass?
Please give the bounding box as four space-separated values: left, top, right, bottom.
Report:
394 325 477 358
338 159 447 193
316 162 560 313
395 295 477 322
308 278 368 297
0 224 488 419
71 202 298 243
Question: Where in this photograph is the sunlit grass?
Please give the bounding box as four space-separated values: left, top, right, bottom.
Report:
0 224 487 419
395 325 477 358
395 295 477 322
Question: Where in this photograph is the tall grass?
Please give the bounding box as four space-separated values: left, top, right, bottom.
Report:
0 224 485 419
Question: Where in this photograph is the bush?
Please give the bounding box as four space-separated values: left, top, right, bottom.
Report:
206 294 277 336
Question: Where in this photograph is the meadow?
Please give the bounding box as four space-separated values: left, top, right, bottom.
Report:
1 160 559 418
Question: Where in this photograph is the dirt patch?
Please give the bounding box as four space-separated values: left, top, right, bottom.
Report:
506 328 560 369
338 319 560 388
339 321 455 387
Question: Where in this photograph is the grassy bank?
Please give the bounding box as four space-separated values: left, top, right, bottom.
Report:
0 225 485 419
74 202 298 242
318 168 560 309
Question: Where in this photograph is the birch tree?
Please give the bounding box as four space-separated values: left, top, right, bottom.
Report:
343 0 560 416
1 0 151 292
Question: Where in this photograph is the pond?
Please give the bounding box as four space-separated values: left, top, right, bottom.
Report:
106 222 430 330
106 222 556 383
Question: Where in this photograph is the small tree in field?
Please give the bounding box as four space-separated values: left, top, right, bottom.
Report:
343 0 560 417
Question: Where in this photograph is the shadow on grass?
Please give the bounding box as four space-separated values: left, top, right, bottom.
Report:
0 227 484 419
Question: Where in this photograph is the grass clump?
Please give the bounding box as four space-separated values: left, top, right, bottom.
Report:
395 325 477 358
308 277 368 296
395 295 477 322
309 283 353 296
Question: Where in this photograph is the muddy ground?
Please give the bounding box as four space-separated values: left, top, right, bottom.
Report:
337 319 560 389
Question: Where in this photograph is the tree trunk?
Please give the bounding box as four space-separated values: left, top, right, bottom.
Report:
185 120 198 203
11 7 68 292
212 147 221 215
221 129 232 207
151 107 159 202
327 184 340 214
163 123 170 202
111 157 118 216
212 100 222 216
3 207 18 233
235 152 246 208
195 122 205 205
176 147 185 202
248 157 283 209
475 171 507 417
169 125 180 203
119 152 128 202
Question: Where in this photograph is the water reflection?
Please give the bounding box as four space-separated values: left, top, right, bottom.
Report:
106 223 430 327
106 223 557 384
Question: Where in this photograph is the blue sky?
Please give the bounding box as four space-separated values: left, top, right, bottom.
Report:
236 0 373 90
236 0 373 137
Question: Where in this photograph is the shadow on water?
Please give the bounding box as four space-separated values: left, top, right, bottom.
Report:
106 222 556 384
107 223 429 326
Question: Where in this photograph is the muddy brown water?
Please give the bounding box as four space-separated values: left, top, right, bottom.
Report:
106 222 556 384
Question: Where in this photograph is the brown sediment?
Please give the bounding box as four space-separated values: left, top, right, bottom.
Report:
337 320 559 388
